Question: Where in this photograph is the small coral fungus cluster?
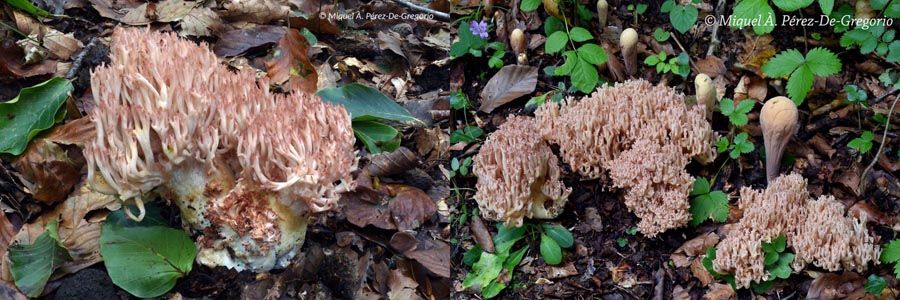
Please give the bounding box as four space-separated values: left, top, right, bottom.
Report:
84 27 357 271
472 80 718 236
713 173 880 288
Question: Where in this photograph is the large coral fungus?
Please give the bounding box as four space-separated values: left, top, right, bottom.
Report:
607 140 694 237
534 79 716 180
713 173 880 288
472 116 570 228
84 27 357 271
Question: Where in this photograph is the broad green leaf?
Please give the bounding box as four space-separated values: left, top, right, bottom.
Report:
105 202 168 228
865 274 887 295
770 253 793 279
540 234 562 265
6 0 57 18
542 224 574 248
670 4 698 34
690 177 711 196
494 224 526 253
463 245 483 266
555 51 578 75
644 55 660 66
786 64 814 104
520 0 541 11
731 0 775 34
805 47 841 76
0 77 72 155
886 0 900 18
353 120 400 153
735 99 755 114
761 49 805 78
544 16 565 36
888 41 900 63
482 282 506 298
100 224 197 298
772 0 814 11
719 98 736 116
772 235 787 252
571 57 599 93
872 0 890 10
9 220 72 297
316 83 419 123
653 28 671 41
577 44 607 65
461 252 505 290
818 0 834 14
661 0 675 12
545 31 568 54
764 251 779 265
568 27 593 42
689 191 730 226
505 247 527 271
882 239 900 263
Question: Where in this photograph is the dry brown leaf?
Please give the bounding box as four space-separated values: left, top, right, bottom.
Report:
806 271 866 300
0 40 56 78
12 118 94 204
0 281 26 300
0 212 17 286
221 0 289 24
674 232 719 258
690 258 714 287
90 0 144 20
43 29 83 60
212 25 286 56
386 184 437 231
479 65 537 113
469 215 494 253
389 232 418 254
316 61 340 90
404 243 450 278
703 283 735 300
387 268 422 300
119 0 199 25
266 28 318 94
545 261 578 279
364 147 418 177
672 285 691 300
695 57 726 78
377 31 406 59
179 7 221 37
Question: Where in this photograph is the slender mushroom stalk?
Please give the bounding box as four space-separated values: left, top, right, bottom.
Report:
760 96 798 183
510 28 527 65
695 73 715 119
620 28 638 76
596 0 609 29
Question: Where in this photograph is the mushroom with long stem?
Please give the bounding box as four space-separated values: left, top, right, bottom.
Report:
760 96 798 183
620 28 638 76
695 73 716 119
596 0 609 30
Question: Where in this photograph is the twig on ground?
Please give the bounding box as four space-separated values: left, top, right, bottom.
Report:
670 34 697 71
859 89 900 194
706 0 726 57
392 0 450 21
66 37 99 80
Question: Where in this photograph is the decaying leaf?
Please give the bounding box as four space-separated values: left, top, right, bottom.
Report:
365 147 418 177
703 283 735 300
404 243 450 278
178 7 221 37
221 0 289 24
387 268 422 300
12 118 94 204
212 25 286 56
43 30 83 60
266 28 318 94
0 212 18 286
118 0 199 25
694 57 726 78
0 41 56 78
479 65 537 113
806 271 866 300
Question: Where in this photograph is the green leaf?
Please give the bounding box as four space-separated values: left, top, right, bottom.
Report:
463 245 484 266
616 237 628 247
689 191 730 226
8 220 72 297
865 274 887 295
570 57 599 93
545 31 568 54
555 51 578 75
0 77 72 155
505 247 527 271
540 234 563 265
625 226 638 235
105 202 168 228
735 99 755 114
886 0 900 17
661 0 675 12
482 282 506 298
100 223 197 298
644 55 660 66
354 120 400 153
770 253 794 279
862 130 875 141
786 64 814 105
577 44 607 65
494 224 526 253
720 98 736 117
702 246 717 271
773 235 787 252
450 91 469 110
6 0 58 18
761 49 805 78
818 0 834 14
764 251 779 265
872 0 890 10
520 0 541 11
731 0 775 34
544 16 565 36
316 83 419 124
568 27 593 42
883 239 900 263
690 177 711 196
888 41 900 63
670 4 698 34
542 224 574 248
772 0 814 11
653 28 671 42
805 47 841 76
635 3 648 13
462 252 505 291
715 137 730 153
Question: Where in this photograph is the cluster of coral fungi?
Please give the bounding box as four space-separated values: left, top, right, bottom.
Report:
84 27 357 272
473 80 717 236
713 173 880 288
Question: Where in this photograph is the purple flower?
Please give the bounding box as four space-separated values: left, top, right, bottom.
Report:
469 20 489 39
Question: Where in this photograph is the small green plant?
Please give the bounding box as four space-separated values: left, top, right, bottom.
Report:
730 0 833 35
626 3 648 24
616 237 628 247
719 98 755 126
625 226 638 235
703 235 794 293
450 157 473 179
848 131 875 154
463 223 573 298
449 91 485 143
702 246 736 287
487 42 506 69
451 21 489 58
879 238 900 277
761 47 842 105
545 25 608 93
845 85 869 107
643 51 690 78
880 69 900 89
661 0 699 34
688 177 729 226
872 0 900 18
840 24 900 63
652 28 670 42
865 274 888 296
716 132 755 159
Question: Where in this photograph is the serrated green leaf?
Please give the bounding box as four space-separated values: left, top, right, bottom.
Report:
543 224 574 248
862 131 875 141
670 4 698 34
708 191 729 222
540 234 563 264
735 99 755 114
719 98 735 116
731 0 775 34
317 83 419 124
546 31 568 54
101 223 196 298
818 0 833 14
0 77 72 155
690 177 711 196
450 91 469 109
689 190 730 226
715 137 730 153
9 220 72 297
762 49 805 78
571 57 599 93
886 0 900 17
520 0 541 11
577 44 607 65
805 47 842 76
865 274 887 295
772 0 814 11
568 27 593 42
888 41 900 63
786 64 814 104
